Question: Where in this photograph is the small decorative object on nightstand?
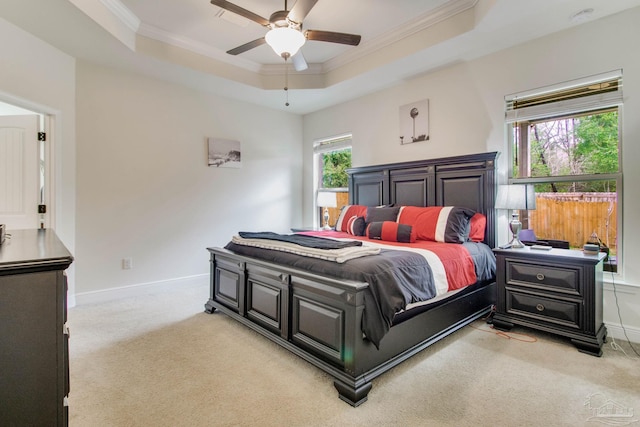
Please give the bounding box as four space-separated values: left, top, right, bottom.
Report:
492 246 607 356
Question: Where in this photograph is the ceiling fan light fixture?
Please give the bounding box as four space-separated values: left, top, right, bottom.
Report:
265 27 306 58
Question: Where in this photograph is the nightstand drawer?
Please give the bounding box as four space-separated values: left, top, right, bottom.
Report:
506 290 581 329
506 261 580 295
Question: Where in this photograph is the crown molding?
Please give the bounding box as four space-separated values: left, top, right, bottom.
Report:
137 22 263 73
323 0 477 72
99 0 140 32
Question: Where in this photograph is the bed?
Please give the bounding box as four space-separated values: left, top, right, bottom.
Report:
205 151 498 406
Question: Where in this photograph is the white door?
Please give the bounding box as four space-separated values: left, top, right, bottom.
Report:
0 115 40 230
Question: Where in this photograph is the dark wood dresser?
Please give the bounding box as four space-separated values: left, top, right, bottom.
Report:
0 229 74 426
492 247 606 356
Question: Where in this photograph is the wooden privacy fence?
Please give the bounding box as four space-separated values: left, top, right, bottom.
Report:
527 193 617 251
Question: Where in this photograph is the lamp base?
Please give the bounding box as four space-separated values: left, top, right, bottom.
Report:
505 236 526 249
507 212 525 249
322 207 331 230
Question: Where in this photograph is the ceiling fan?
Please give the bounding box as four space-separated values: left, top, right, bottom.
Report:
210 0 361 71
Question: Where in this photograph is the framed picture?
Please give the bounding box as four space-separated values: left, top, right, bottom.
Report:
399 99 429 145
208 137 241 168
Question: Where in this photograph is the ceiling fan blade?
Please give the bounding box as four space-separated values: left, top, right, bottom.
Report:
227 38 266 55
304 30 361 46
287 0 319 24
210 0 270 27
292 51 308 71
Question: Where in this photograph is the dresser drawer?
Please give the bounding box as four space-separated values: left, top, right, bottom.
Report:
506 290 581 330
506 260 581 296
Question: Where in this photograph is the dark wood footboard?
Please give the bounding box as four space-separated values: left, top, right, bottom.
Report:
205 247 495 406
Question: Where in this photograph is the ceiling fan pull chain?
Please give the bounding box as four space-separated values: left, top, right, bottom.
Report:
284 57 290 107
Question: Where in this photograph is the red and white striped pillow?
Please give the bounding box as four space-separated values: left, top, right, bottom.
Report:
397 206 474 243
344 216 366 236
335 205 368 232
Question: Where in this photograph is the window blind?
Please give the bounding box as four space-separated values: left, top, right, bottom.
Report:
505 70 623 123
313 133 352 154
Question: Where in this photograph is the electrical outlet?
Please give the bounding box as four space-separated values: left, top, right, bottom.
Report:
122 257 132 270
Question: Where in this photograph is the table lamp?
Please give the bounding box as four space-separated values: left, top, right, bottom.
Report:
495 184 536 248
316 191 337 230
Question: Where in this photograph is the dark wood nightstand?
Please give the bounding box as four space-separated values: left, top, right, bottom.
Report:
492 247 607 356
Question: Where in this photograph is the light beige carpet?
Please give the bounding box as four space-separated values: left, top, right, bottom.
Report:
68 282 639 426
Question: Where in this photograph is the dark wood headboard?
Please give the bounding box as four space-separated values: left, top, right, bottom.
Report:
347 152 498 248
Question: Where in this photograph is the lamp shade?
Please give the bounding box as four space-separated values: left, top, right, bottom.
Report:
316 191 337 208
265 27 306 57
495 184 536 210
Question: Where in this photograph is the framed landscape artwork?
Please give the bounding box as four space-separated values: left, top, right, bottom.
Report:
208 137 241 168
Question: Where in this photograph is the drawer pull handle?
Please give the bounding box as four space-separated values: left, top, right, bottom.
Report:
536 273 545 281
279 273 288 283
536 304 545 312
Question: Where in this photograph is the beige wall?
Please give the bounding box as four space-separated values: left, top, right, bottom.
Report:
303 8 640 341
75 62 303 298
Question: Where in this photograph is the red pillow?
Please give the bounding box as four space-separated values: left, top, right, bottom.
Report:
335 205 368 232
468 213 486 242
366 221 416 243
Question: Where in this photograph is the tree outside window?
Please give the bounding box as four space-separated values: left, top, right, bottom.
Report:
322 149 351 188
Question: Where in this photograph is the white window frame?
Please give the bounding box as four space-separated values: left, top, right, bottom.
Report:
313 133 352 227
505 70 623 274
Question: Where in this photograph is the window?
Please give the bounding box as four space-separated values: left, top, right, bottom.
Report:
505 71 622 272
313 134 352 228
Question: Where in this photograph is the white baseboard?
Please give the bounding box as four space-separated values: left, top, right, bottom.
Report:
69 273 209 307
603 281 640 344
604 322 640 345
